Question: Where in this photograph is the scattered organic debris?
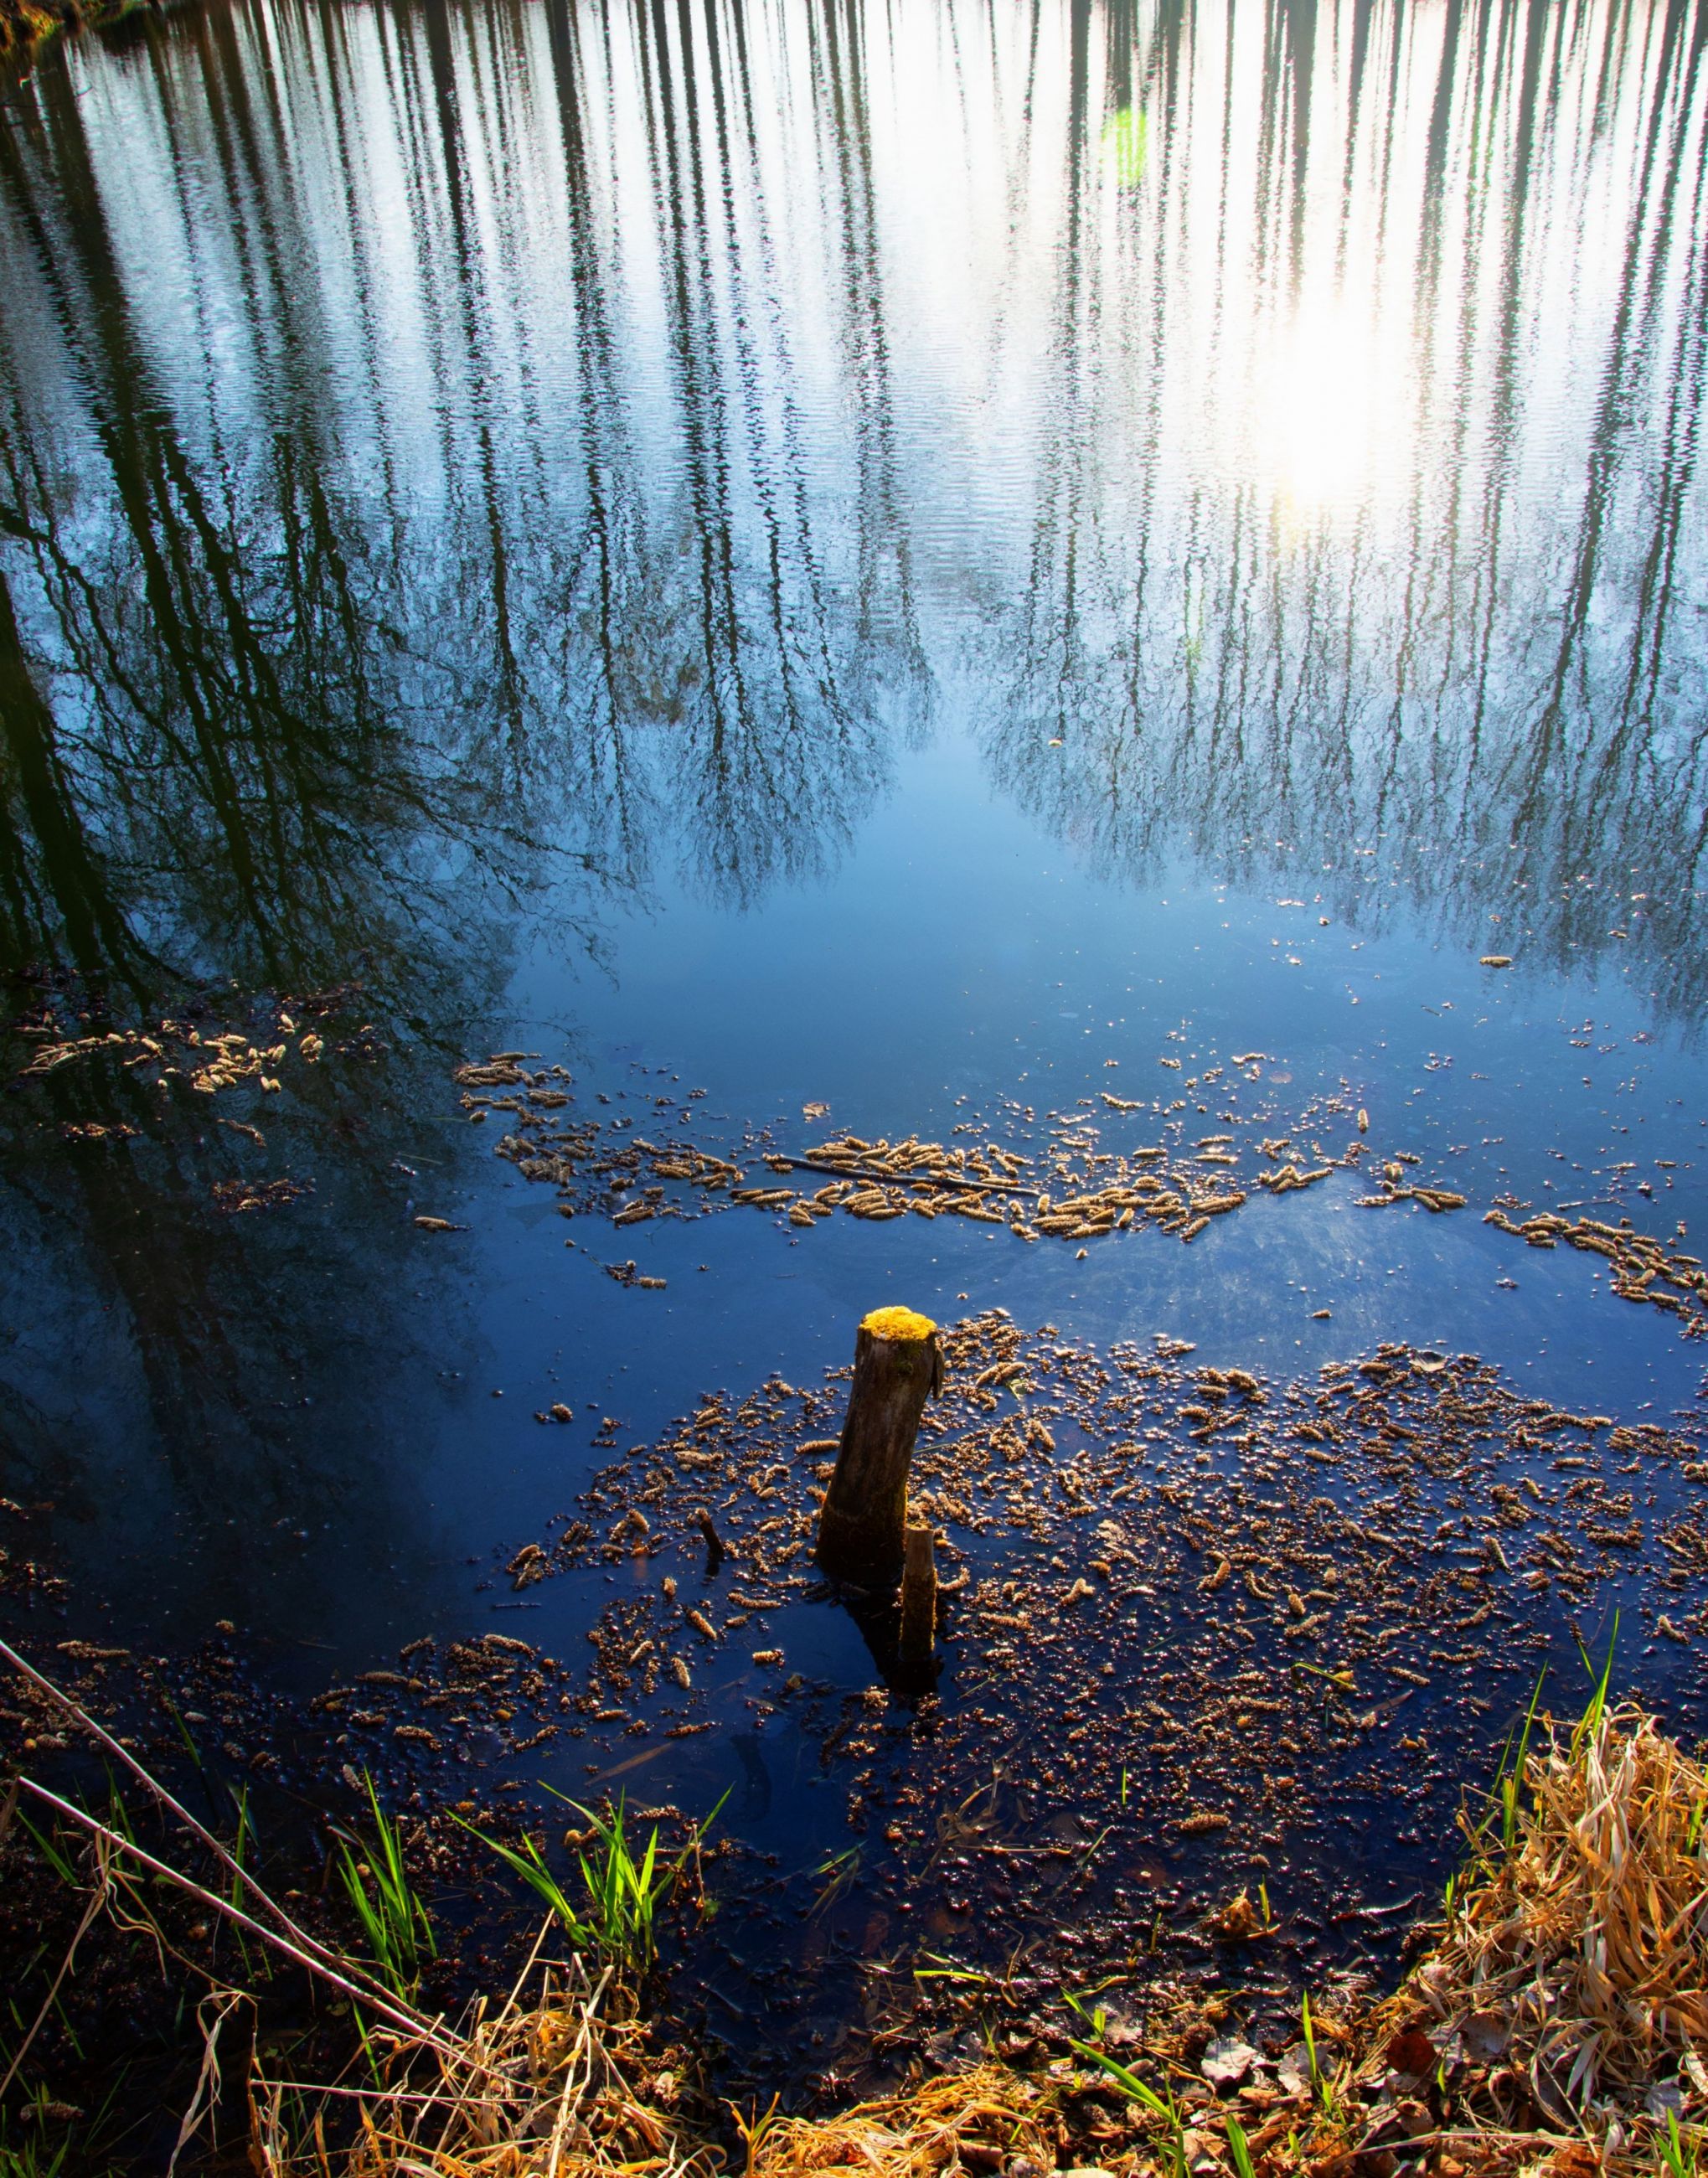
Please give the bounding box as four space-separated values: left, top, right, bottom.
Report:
213 1175 313 1213
460 1053 1708 1333
391 1316 1705 2050
726 1703 1708 2178
0 1497 66 1610
4 1650 1701 2177
458 1049 1472 1262
12 994 360 1097
8 1315 1705 2064
1485 1208 1708 1334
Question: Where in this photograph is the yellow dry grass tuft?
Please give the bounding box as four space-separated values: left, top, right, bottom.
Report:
743 2065 1058 2178
1401 1700 1708 2136
250 1948 716 2178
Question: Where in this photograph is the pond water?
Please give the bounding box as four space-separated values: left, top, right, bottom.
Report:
3 0 1708 2076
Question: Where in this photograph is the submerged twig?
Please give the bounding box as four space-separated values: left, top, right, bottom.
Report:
13 1776 456 2053
0 1636 389 1990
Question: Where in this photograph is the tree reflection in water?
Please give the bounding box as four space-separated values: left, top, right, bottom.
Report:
0 0 1703 1628
0 0 924 1612
979 0 1708 1012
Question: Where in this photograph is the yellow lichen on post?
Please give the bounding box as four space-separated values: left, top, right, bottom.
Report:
860 1304 937 1342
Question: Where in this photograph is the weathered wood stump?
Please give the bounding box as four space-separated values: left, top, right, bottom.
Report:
899 1523 937 1657
694 1507 726 1569
816 1305 942 1586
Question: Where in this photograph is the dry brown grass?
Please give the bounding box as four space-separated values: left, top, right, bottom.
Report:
1172 1699 1708 2178
1396 1700 1708 2141
6 1644 1707 2178
740 2066 1060 2178
248 1945 716 2178
244 1965 1067 2178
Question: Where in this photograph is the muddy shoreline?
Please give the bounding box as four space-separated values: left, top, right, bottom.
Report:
5 1288 1706 2147
2 1657 1700 2175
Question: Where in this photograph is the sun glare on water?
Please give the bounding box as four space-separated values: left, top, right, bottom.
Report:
1267 297 1384 522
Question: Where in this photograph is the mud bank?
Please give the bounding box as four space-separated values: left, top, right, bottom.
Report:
2 1676 1701 2177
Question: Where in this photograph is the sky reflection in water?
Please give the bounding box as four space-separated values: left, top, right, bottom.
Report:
1 0 1707 1992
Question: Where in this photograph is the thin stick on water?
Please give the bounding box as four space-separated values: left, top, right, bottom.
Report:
0 1637 362 1978
13 1777 459 2055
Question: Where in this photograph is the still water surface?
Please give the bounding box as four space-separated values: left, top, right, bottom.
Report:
3 0 1708 2039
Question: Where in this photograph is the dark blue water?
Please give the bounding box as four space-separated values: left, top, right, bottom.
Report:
3 0 1707 2026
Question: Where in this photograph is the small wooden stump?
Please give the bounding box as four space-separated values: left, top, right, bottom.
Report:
816 1305 942 1586
899 1523 937 1658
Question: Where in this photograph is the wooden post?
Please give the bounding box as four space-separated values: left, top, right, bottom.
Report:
899 1523 937 1657
694 1508 726 1570
816 1305 942 1585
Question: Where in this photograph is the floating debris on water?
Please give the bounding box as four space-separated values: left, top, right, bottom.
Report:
458 1047 1484 1257
452 1052 1708 1334
213 1176 313 1214
1484 1208 1708 1332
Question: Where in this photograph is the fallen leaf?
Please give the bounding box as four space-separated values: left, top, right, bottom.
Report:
1202 2037 1258 2089
1385 2027 1435 2078
1461 2009 1509 2062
